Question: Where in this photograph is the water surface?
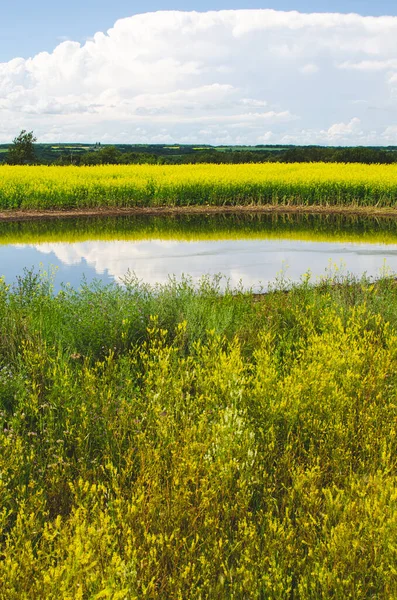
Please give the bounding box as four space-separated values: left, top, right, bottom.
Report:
1 213 397 290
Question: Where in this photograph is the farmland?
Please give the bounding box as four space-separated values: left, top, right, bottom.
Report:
2 271 397 597
2 163 397 597
1 142 397 166
1 163 397 211
3 1 397 596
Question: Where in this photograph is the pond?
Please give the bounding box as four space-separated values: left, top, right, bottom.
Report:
1 212 397 290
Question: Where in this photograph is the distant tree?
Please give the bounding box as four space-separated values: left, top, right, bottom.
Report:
7 130 37 165
80 151 101 166
98 146 122 164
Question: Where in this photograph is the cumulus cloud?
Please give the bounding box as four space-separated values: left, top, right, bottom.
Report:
382 125 397 141
299 64 319 75
327 117 362 138
1 9 397 144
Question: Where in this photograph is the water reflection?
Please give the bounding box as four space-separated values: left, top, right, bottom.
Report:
1 213 397 290
2 238 397 291
2 212 397 244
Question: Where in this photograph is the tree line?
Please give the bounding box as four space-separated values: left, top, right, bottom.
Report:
3 130 397 166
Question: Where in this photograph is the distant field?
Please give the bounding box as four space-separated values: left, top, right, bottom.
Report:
216 145 285 152
0 163 397 210
1 143 397 166
50 145 92 150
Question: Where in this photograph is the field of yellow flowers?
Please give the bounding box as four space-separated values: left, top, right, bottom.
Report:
1 162 397 209
1 271 397 598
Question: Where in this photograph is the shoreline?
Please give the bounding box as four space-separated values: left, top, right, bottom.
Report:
1 203 397 222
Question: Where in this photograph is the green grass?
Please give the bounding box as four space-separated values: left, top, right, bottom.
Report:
2 270 397 597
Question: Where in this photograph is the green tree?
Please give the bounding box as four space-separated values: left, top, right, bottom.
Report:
98 145 122 164
7 130 37 165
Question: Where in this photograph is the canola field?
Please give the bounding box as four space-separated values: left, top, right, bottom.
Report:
1 162 397 209
2 271 397 598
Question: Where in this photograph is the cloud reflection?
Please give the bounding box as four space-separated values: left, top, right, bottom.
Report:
9 238 397 291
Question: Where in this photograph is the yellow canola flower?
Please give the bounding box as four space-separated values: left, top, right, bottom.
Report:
0 162 397 209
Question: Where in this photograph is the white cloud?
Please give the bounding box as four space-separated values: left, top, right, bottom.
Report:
389 73 397 85
299 64 319 75
327 117 362 138
257 131 274 143
1 9 397 144
382 125 397 142
279 118 391 146
338 59 397 71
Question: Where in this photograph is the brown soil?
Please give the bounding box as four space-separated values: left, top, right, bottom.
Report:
1 204 397 222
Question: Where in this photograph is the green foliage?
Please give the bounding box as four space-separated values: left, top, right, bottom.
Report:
2 272 397 597
1 142 397 166
7 130 37 165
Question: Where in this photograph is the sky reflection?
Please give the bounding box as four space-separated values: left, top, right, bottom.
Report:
1 238 397 291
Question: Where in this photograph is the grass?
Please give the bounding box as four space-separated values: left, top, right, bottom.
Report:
2 212 397 246
1 269 397 597
1 163 397 210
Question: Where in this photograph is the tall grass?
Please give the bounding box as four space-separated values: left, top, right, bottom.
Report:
1 163 397 209
2 270 397 597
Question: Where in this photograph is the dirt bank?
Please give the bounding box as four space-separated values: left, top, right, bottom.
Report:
1 204 397 222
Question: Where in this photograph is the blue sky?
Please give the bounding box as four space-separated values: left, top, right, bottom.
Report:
1 3 397 145
1 1 397 62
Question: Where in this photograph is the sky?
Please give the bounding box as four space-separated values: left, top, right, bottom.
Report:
1 1 397 145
